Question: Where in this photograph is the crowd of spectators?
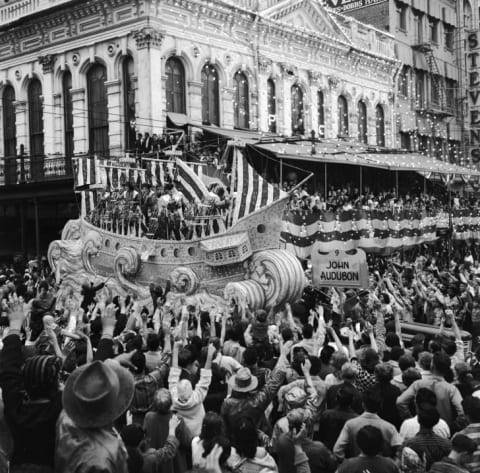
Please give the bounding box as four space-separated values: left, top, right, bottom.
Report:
283 179 477 215
0 240 480 472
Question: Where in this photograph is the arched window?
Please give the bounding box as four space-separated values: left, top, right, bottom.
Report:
28 79 44 156
123 57 136 152
337 95 348 136
317 91 325 138
201 64 219 126
398 66 410 97
63 71 73 158
3 85 16 157
357 101 368 144
376 105 385 147
233 71 249 129
87 64 109 156
291 84 304 135
464 0 473 29
267 79 276 133
165 57 185 114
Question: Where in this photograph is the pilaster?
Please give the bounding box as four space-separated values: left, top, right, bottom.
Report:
71 88 88 154
188 80 203 124
222 87 234 129
132 27 164 134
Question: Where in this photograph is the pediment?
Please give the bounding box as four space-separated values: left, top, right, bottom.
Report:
260 0 350 43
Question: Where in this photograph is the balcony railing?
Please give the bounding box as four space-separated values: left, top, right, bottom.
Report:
0 155 73 186
0 0 71 26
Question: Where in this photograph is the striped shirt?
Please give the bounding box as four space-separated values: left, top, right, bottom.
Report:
404 429 452 471
430 458 470 473
458 423 480 473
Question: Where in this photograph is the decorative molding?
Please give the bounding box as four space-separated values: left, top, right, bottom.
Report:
258 55 273 75
279 62 298 78
38 54 56 74
328 75 340 89
308 70 322 85
132 27 163 50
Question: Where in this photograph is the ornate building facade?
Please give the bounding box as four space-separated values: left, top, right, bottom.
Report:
0 0 398 159
0 0 399 256
335 0 473 166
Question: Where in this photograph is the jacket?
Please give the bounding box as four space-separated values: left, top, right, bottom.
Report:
228 447 278 473
168 367 212 439
396 375 464 428
54 411 128 473
0 334 62 468
221 357 287 437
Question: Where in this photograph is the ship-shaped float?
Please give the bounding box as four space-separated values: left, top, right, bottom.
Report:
48 148 305 311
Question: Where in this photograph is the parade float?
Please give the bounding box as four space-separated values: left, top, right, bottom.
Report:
47 148 306 312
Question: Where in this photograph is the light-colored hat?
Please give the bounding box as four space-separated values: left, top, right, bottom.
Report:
228 367 258 393
63 360 134 429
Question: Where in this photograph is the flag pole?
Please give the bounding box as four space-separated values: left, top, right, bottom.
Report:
289 173 314 194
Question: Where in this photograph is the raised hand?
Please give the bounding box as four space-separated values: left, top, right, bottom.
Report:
7 294 26 330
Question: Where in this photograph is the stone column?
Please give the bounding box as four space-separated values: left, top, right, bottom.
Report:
221 87 234 129
105 79 122 155
280 76 293 136
257 56 272 133
188 80 203 124
132 27 164 134
71 88 88 154
38 55 56 155
14 101 28 155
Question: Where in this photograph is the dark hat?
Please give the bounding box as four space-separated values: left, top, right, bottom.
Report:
63 360 134 428
358 289 369 297
452 434 477 454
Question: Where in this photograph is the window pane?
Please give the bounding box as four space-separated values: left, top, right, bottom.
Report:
291 84 304 135
201 65 219 125
233 71 249 129
87 64 109 156
376 105 385 147
165 57 185 114
28 79 44 157
123 57 136 152
3 86 16 157
338 96 348 136
267 79 276 133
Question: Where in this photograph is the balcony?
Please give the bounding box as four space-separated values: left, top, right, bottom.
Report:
0 0 71 27
0 155 73 186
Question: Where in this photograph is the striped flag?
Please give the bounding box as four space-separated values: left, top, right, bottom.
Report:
74 157 101 217
231 148 287 224
175 158 210 203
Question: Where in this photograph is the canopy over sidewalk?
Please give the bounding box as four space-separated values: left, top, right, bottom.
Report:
251 141 480 178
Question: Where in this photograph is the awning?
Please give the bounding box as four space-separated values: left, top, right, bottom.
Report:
166 113 202 128
252 141 480 178
198 125 276 147
360 153 480 176
253 142 391 169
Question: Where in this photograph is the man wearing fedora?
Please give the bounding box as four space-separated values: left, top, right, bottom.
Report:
0 295 62 473
221 340 293 438
54 303 135 472
54 358 135 473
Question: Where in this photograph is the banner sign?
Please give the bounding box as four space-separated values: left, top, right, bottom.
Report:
312 246 369 288
468 31 480 165
326 0 387 13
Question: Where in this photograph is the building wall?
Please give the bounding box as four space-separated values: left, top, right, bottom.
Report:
339 0 469 165
0 0 398 160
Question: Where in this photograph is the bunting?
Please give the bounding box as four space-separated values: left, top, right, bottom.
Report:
281 209 438 258
175 158 211 203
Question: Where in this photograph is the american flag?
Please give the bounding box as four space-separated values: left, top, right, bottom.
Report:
74 156 102 217
231 148 287 224
175 158 211 203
